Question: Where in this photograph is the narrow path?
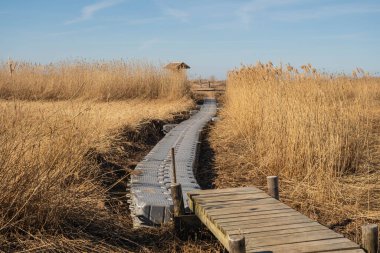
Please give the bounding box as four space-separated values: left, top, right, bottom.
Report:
129 98 217 226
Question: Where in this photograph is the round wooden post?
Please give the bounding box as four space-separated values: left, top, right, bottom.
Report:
267 176 279 200
362 224 378 253
171 147 177 184
171 183 185 217
228 235 246 253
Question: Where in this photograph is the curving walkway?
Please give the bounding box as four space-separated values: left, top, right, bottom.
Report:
129 99 217 226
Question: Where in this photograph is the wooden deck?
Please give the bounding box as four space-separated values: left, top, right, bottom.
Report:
187 187 364 253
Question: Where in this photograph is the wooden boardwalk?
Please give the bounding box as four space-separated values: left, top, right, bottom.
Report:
187 187 364 253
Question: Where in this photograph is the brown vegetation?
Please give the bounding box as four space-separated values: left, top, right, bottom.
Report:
0 59 188 101
0 60 220 252
210 62 380 244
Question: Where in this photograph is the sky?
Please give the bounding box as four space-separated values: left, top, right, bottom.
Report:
0 0 379 79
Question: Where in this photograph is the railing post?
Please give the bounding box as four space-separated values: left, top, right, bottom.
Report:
171 183 185 217
267 176 279 200
171 147 177 184
362 224 378 253
228 235 246 253
171 183 185 234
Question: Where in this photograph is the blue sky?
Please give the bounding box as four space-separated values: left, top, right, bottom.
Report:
0 0 379 79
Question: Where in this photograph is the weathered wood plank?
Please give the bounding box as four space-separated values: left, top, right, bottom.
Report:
196 198 273 209
196 196 271 205
214 210 301 224
188 187 260 196
210 208 296 220
228 221 322 235
248 238 363 252
241 225 328 239
200 197 280 209
220 215 314 233
206 203 292 216
222 221 317 235
210 207 294 220
245 230 343 248
198 200 287 224
190 188 264 199
191 201 230 251
193 192 269 203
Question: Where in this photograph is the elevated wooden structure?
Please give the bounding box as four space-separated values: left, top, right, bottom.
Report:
164 62 190 71
187 187 365 253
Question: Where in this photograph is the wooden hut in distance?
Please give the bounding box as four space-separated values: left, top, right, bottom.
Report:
164 62 190 72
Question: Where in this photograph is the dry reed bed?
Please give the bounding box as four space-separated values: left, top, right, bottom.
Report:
0 99 197 251
211 63 380 243
0 60 210 251
1 60 188 101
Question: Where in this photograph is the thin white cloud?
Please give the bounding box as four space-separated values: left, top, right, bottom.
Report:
272 3 380 22
236 1 380 26
127 17 165 25
162 7 189 22
65 0 124 25
236 0 301 26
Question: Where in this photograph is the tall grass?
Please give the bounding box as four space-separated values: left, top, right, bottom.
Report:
0 60 193 251
212 62 380 241
0 59 189 101
0 100 194 251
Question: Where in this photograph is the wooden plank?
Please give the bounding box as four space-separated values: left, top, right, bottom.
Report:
200 197 280 209
193 193 270 205
191 201 230 251
193 192 268 202
188 187 260 196
188 197 195 212
195 194 270 203
245 230 342 248
220 215 314 232
197 200 285 223
213 210 302 224
192 187 264 197
228 222 322 236
196 196 271 207
248 238 363 252
224 222 320 236
222 220 316 235
211 208 297 220
206 203 292 216
242 226 330 239
192 187 264 196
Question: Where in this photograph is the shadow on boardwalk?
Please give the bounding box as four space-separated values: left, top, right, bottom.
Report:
196 124 217 189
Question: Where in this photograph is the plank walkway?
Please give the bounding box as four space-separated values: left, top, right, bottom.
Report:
187 187 364 253
129 99 217 226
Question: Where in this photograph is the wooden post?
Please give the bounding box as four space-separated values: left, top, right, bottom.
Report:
171 147 177 184
267 176 279 200
228 235 246 253
171 183 185 217
362 224 378 253
171 183 185 234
